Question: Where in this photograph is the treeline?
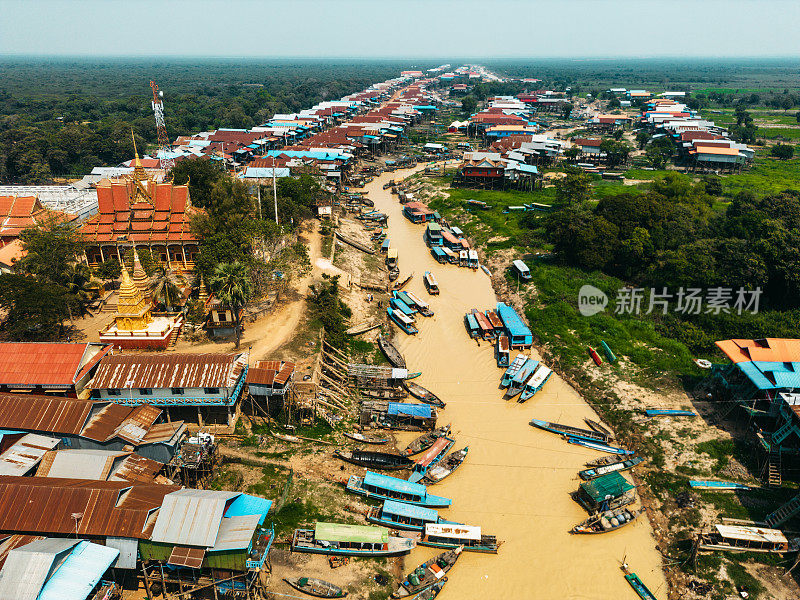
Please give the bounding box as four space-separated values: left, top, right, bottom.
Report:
538 170 800 350
0 58 407 184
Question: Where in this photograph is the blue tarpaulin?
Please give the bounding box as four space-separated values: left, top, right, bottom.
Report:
387 403 431 418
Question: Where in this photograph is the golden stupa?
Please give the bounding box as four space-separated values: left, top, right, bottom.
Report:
131 247 150 297
115 263 153 332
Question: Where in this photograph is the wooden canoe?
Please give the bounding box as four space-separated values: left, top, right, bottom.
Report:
284 577 347 598
423 447 469 484
571 507 641 535
403 381 446 408
393 273 413 290
272 431 301 443
402 425 451 456
379 334 407 368
343 431 390 445
334 449 413 470
393 547 461 598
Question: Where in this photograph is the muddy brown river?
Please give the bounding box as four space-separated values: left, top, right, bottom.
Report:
364 166 667 599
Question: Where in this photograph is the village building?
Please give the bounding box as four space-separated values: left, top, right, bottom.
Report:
90 351 249 425
0 342 111 397
246 360 295 399
80 155 201 272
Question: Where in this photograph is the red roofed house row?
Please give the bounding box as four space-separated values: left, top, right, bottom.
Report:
0 195 77 250
80 160 202 271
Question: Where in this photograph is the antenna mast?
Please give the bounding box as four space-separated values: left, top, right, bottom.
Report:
150 80 174 173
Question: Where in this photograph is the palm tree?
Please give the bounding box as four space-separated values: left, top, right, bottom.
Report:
210 262 252 348
63 263 101 319
150 266 186 312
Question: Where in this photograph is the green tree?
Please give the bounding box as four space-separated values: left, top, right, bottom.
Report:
645 145 671 169
171 157 226 209
210 261 252 348
554 168 591 206
17 214 85 285
599 139 632 168
636 130 650 150
0 274 70 340
770 144 795 160
150 266 186 312
461 96 477 115
94 259 122 282
561 102 574 119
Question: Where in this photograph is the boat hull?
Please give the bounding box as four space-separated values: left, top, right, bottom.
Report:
418 539 499 554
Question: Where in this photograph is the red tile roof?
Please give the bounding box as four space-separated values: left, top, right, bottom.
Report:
0 196 77 240
573 138 602 147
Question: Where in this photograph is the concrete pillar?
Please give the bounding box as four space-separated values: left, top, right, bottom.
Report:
197 407 204 427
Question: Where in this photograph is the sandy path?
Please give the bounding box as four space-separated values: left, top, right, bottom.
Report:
175 222 322 360
367 167 667 600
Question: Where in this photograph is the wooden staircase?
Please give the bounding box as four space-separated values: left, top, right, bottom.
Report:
766 448 782 488
764 491 800 528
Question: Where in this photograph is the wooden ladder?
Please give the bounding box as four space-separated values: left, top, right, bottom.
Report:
767 447 782 488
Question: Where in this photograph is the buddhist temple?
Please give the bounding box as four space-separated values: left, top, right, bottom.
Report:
99 264 182 350
80 148 201 271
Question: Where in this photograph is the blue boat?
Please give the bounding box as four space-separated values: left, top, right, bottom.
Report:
566 437 634 455
518 365 552 403
430 246 447 263
381 238 391 253
496 335 510 367
688 480 752 491
464 313 480 338
645 409 695 417
391 297 417 316
529 418 612 444
504 359 539 399
346 471 452 508
388 307 418 335
366 499 460 532
579 456 643 480
408 436 455 483
500 353 528 388
623 567 658 600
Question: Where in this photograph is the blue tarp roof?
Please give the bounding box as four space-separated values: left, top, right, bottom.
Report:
497 302 532 339
38 540 119 600
465 313 479 330
432 247 446 256
225 493 273 525
738 361 800 390
382 499 438 521
264 150 350 161
364 471 427 496
387 403 432 418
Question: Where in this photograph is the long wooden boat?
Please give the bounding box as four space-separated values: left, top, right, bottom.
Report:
645 409 695 417
566 437 634 455
334 449 413 471
410 523 502 554
409 580 446 600
402 426 451 456
389 268 400 282
423 447 468 484
391 297 418 317
571 507 641 534
517 365 552 403
622 566 658 600
345 472 452 508
495 335 510 367
585 455 626 468
403 381 445 408
500 354 528 388
379 334 407 368
409 436 455 483
584 418 613 438
579 456 643 480
367 500 460 534
343 431 390 445
272 431 301 443
346 321 382 336
388 307 418 335
423 271 439 295
284 577 347 598
393 273 413 291
528 418 612 444
688 480 753 491
393 547 462 598
405 291 434 317
504 359 538 399
359 388 408 400
292 523 415 557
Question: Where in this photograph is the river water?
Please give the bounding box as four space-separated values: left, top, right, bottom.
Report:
364 167 667 600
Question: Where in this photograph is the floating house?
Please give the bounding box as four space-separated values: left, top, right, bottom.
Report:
425 222 443 246
496 302 532 348
359 401 437 431
246 360 295 398
346 471 452 508
575 471 636 512
366 499 456 532
403 202 435 224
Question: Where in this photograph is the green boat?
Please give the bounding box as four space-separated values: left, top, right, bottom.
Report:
622 566 657 600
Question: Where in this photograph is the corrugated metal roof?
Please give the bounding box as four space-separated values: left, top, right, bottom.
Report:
314 522 388 544
714 524 787 544
37 540 118 600
150 489 239 548
91 352 246 391
0 535 43 570
224 494 272 523
0 476 178 539
0 343 109 388
0 434 60 476
0 538 79 600
0 394 91 437
211 515 260 551
579 472 634 502
38 449 124 480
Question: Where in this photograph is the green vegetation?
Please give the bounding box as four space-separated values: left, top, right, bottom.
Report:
307 275 352 350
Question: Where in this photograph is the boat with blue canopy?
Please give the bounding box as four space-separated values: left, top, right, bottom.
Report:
388 307 418 335
579 456 643 480
464 313 480 338
391 297 417 316
346 471 452 508
688 480 753 491
504 358 539 399
518 365 552 403
366 500 460 532
500 354 528 388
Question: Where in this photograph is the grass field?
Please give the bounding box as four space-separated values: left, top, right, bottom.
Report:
722 156 800 197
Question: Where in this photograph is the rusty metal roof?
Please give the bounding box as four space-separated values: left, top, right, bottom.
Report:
0 477 178 539
36 450 163 484
91 352 246 391
0 343 110 388
0 394 92 437
0 435 60 476
0 536 44 570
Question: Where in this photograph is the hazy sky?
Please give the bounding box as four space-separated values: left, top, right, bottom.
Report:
1 0 799 58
